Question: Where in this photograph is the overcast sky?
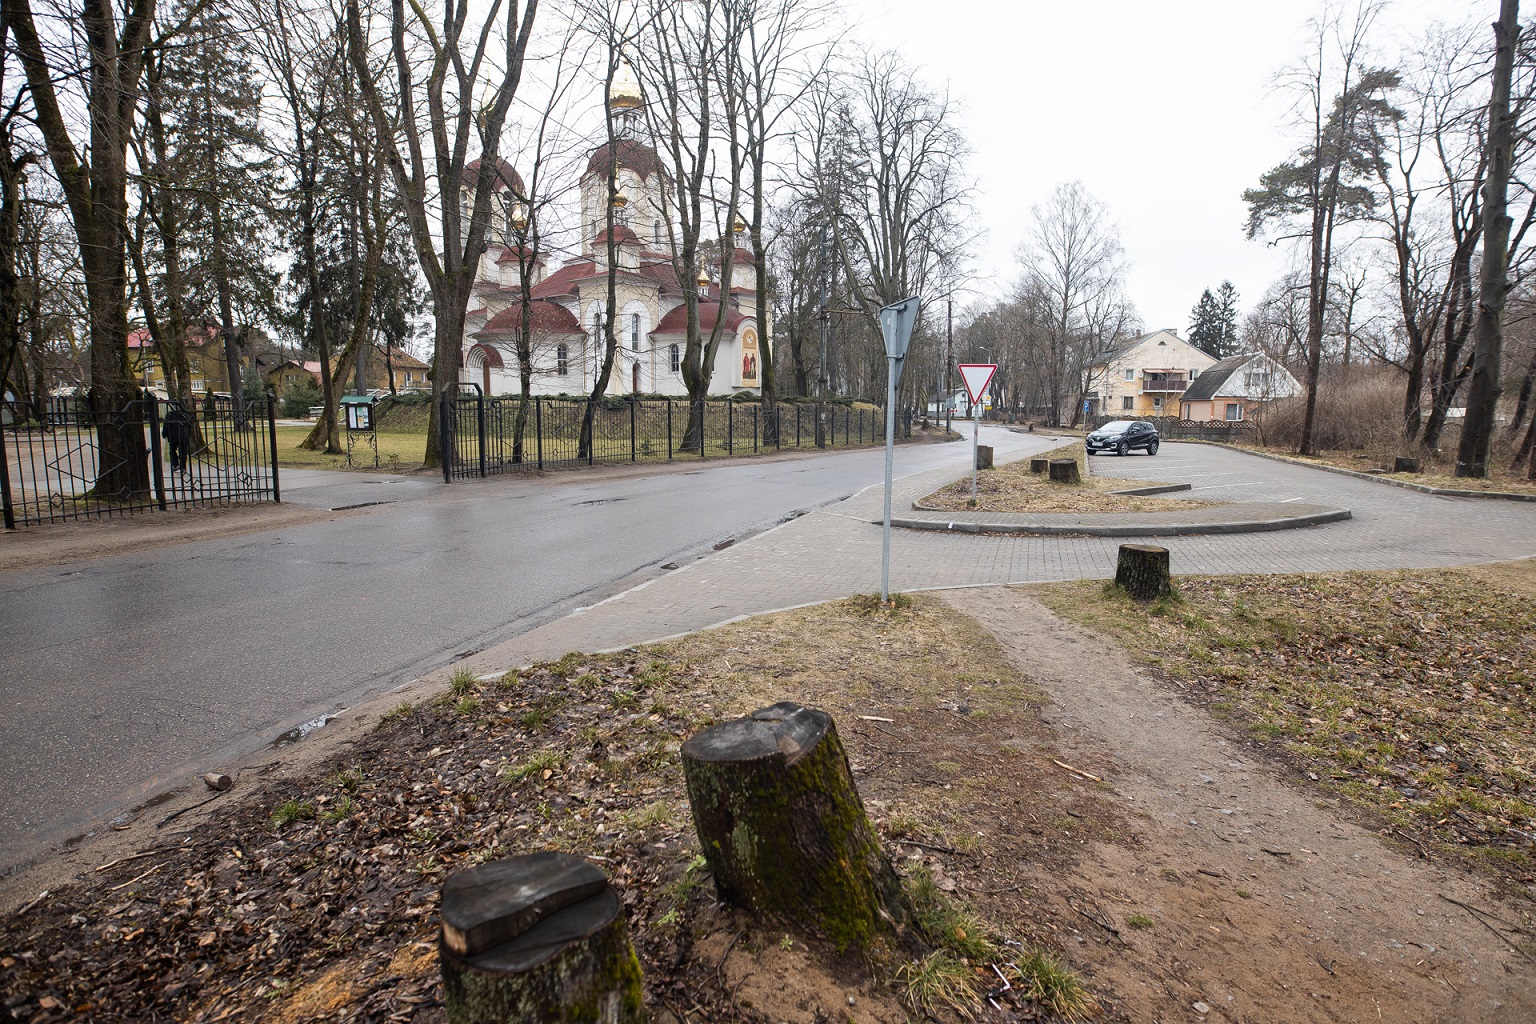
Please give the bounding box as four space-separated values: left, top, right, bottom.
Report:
840 0 1477 334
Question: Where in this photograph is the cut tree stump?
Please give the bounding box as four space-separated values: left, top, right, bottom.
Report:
1394 456 1421 474
1114 543 1172 600
976 445 994 470
1048 458 1081 484
438 852 645 1024
681 701 910 952
1029 457 1050 474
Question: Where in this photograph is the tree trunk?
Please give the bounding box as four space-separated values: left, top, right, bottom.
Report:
681 701 910 953
1455 0 1518 479
1115 543 1172 600
438 852 645 1024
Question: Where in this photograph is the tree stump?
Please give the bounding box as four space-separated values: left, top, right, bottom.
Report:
1394 456 1421 474
1115 544 1172 600
976 445 994 470
438 852 646 1024
1029 457 1050 474
681 702 909 952
1048 458 1081 484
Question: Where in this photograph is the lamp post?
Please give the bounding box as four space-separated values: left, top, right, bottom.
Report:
817 222 828 448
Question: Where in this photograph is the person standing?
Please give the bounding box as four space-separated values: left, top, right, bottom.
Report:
164 399 192 477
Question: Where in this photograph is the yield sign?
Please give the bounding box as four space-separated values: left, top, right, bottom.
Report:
958 363 997 405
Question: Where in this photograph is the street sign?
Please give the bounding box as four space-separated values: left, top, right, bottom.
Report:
957 363 997 405
879 296 920 392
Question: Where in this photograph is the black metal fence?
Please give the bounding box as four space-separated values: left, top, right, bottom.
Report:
1088 414 1256 442
0 391 281 528
441 389 889 480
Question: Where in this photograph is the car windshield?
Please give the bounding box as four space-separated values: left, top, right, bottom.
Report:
1098 420 1134 431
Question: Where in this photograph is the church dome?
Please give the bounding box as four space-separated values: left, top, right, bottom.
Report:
585 138 665 182
464 155 525 196
609 59 643 112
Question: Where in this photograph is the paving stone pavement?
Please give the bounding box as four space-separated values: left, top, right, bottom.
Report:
463 436 1536 676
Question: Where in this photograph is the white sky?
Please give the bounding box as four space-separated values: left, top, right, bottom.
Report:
841 0 1477 333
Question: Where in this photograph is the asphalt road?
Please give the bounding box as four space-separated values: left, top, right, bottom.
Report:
0 431 1046 876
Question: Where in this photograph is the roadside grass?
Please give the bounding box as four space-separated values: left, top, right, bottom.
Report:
1033 564 1536 884
1251 445 1536 495
273 425 427 472
920 440 1218 514
0 593 1097 1023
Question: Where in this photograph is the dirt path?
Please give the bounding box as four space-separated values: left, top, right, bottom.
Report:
939 587 1535 1024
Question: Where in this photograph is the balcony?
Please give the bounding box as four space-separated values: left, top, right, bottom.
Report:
1140 375 1189 394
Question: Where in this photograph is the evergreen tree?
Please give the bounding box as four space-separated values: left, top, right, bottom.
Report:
1216 281 1240 357
1188 288 1222 356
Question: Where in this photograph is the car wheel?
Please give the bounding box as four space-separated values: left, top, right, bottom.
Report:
1116 440 1128 456
1148 439 1159 455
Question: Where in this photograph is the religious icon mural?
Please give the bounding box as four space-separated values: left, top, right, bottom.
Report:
740 329 759 387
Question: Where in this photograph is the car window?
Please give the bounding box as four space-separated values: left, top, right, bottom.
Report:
1101 420 1132 430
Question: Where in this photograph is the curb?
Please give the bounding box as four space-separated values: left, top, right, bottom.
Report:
1108 482 1192 496
886 507 1352 537
1198 443 1536 503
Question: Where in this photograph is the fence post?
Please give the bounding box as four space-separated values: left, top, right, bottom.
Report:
535 399 544 470
667 400 673 459
0 413 14 530
476 393 487 477
440 395 453 483
728 398 734 455
266 393 282 503
146 394 168 511
795 404 801 446
698 399 705 459
631 397 638 462
753 405 759 453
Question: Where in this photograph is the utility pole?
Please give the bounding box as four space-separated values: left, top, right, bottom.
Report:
945 297 953 434
817 223 828 448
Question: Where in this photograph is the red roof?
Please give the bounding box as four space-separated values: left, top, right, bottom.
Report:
530 260 597 299
128 325 218 349
465 155 526 196
593 224 643 246
495 245 543 265
585 138 665 181
477 300 584 337
653 302 746 335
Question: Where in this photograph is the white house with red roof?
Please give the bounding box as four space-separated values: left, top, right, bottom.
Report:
461 71 764 398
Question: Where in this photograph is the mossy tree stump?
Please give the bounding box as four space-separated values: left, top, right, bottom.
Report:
1114 543 1172 600
438 852 646 1024
681 701 910 952
1048 458 1080 484
1029 457 1050 474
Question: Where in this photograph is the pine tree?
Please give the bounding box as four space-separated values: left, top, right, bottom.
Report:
1188 288 1222 356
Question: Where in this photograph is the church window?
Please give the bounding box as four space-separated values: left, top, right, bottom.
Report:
557 343 569 376
670 344 680 373
631 313 640 351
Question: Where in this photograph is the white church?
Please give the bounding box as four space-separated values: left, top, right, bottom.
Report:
460 67 764 398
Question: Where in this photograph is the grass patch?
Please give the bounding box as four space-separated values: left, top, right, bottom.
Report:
919 440 1217 514
1035 564 1536 881
269 799 315 829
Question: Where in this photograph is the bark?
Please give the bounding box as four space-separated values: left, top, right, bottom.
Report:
681 701 910 953
6 0 159 498
1115 544 1172 600
1455 0 1519 478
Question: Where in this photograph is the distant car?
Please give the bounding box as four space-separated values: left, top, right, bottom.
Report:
1086 419 1159 456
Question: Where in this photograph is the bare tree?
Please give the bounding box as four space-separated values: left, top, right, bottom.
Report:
1016 181 1128 425
1458 0 1522 478
345 0 538 466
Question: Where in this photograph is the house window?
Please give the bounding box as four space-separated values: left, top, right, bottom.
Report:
1244 372 1271 389
1123 369 1134 382
1225 403 1242 421
556 343 569 376
631 313 640 351
1152 397 1163 411
670 344 680 373
1121 396 1134 411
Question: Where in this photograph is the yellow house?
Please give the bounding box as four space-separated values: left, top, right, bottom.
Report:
1083 329 1217 420
129 325 241 394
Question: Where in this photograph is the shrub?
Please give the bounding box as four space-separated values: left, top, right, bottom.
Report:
280 377 322 418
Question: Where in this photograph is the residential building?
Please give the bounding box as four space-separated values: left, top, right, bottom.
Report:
1179 352 1300 421
1084 329 1217 419
128 325 240 395
462 66 763 398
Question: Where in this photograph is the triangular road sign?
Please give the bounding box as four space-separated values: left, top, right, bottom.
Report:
957 363 997 405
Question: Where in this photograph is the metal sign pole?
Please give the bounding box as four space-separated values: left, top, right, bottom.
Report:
972 401 981 501
882 353 897 602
